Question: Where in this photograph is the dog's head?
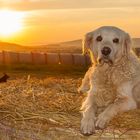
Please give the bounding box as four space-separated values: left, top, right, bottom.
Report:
83 26 131 65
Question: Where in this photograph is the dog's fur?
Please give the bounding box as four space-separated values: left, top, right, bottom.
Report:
79 26 140 135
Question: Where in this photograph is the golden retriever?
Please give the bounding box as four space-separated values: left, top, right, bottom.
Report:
79 26 140 135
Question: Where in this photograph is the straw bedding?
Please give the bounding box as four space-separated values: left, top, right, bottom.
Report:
0 76 140 139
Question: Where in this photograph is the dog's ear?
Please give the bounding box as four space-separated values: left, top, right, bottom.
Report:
123 33 131 56
82 32 93 55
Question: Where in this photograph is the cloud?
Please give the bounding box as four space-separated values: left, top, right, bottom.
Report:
0 0 140 11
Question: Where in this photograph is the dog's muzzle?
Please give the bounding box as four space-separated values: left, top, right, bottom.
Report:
98 46 113 66
98 57 113 66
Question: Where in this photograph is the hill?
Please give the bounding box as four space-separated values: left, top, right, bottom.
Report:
132 38 140 48
0 40 82 53
0 42 32 52
0 38 139 53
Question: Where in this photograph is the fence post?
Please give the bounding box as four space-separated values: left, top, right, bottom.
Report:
31 52 34 64
58 53 61 64
2 51 5 64
17 52 20 63
71 53 74 65
44 53 47 64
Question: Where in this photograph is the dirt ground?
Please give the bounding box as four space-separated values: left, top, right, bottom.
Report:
0 73 140 140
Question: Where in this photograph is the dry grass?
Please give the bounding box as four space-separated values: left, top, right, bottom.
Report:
0 73 140 140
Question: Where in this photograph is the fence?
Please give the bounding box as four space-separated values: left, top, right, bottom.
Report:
0 51 91 66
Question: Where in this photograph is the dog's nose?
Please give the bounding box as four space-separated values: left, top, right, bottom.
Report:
101 47 111 56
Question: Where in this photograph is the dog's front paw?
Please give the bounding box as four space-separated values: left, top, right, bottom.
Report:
80 118 95 136
78 86 89 94
95 112 110 129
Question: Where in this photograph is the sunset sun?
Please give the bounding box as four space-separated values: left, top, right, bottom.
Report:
0 10 25 36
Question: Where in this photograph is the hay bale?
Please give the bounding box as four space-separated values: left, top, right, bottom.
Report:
73 54 86 66
0 51 3 64
85 55 92 65
46 53 59 64
59 53 74 65
3 51 19 64
19 52 32 64
32 52 46 65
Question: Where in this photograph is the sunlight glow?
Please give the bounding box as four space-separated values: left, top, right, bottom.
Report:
0 10 25 36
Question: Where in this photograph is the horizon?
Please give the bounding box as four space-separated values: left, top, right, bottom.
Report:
0 37 140 47
0 0 140 45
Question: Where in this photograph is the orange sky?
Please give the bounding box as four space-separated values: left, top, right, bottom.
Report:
0 0 140 45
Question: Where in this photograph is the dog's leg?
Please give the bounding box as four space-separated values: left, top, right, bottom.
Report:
95 82 137 129
80 87 97 135
78 67 92 93
133 82 140 108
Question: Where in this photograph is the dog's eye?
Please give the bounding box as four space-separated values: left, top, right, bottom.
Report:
113 38 119 43
96 35 102 42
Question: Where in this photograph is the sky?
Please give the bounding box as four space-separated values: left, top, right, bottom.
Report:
0 0 140 45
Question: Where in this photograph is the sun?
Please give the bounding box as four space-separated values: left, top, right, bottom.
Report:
0 10 25 36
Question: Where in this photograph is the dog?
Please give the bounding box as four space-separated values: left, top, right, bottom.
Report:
79 26 140 135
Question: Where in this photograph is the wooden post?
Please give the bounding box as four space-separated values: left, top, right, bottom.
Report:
58 53 61 64
44 53 47 64
17 52 20 63
2 51 5 64
71 53 75 65
31 52 34 64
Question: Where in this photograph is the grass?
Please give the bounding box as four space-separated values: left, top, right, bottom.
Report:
0 64 88 78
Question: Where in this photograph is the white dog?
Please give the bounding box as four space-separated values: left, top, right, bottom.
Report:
79 26 140 136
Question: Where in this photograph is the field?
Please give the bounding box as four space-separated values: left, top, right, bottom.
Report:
0 65 140 140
